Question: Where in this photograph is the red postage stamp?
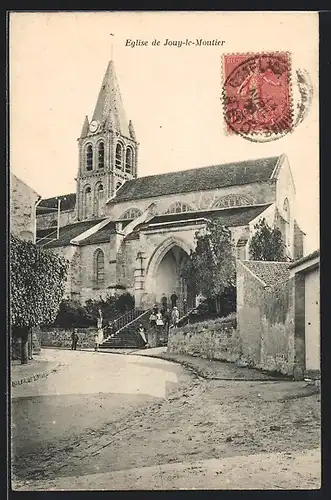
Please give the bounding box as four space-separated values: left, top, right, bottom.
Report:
222 52 292 139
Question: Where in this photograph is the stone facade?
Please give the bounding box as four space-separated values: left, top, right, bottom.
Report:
10 173 40 242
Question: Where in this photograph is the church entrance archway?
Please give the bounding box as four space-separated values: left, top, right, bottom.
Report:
155 246 187 308
141 237 195 311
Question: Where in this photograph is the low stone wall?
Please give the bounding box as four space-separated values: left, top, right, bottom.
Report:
167 316 242 363
40 327 98 349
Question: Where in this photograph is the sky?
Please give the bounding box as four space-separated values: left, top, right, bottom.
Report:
10 11 319 253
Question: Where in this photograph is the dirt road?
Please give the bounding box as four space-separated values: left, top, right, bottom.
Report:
12 349 321 490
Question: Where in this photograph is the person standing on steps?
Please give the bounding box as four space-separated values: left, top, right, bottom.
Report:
148 308 158 347
171 291 178 309
161 293 168 311
171 306 180 329
163 308 171 336
155 310 164 346
183 298 188 316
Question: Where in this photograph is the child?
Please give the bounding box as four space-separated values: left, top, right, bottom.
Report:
94 333 99 352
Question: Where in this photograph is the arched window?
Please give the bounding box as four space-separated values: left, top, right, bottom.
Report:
94 183 104 216
84 185 92 219
115 142 123 170
94 249 105 285
98 142 105 169
125 147 133 174
165 201 193 214
86 144 93 171
116 181 123 191
119 207 142 220
213 194 254 209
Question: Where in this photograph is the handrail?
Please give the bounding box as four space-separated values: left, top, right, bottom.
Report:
102 308 151 343
112 307 145 333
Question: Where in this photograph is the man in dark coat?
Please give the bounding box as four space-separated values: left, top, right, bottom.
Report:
163 308 171 335
170 291 178 309
161 293 168 310
71 329 79 350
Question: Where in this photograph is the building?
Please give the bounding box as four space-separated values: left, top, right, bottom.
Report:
289 250 320 379
10 173 41 242
36 60 305 310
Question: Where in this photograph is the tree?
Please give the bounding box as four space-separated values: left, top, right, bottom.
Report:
10 235 69 364
181 218 236 315
115 292 135 314
249 218 288 262
53 298 91 328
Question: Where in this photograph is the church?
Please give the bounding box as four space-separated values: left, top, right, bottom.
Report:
36 60 304 312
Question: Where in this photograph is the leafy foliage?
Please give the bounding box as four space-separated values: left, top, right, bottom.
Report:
249 218 288 262
53 299 91 328
10 235 69 328
115 291 135 313
181 218 236 315
53 292 135 328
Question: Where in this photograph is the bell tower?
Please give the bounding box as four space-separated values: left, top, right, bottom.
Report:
76 60 138 221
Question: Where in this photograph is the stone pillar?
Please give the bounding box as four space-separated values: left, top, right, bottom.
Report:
134 251 147 309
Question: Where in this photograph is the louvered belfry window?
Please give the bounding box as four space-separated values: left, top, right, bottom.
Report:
125 147 133 174
98 142 105 169
86 144 93 171
115 143 122 169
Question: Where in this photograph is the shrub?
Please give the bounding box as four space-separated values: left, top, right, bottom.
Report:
178 313 236 335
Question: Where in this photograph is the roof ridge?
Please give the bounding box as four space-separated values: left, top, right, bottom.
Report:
40 192 76 202
123 155 281 183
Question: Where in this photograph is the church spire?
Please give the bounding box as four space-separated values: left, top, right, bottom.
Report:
92 60 130 137
80 115 89 138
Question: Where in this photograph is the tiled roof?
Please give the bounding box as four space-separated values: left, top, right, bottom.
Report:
288 249 320 269
243 261 290 286
36 219 105 248
111 156 280 203
141 204 271 229
78 221 116 245
38 193 76 212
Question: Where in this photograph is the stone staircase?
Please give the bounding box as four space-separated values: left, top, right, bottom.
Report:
100 308 151 349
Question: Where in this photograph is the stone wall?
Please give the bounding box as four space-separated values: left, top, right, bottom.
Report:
168 263 299 377
167 316 241 363
40 327 98 349
237 261 296 376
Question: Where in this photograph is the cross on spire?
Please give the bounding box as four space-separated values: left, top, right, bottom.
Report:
110 33 114 60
